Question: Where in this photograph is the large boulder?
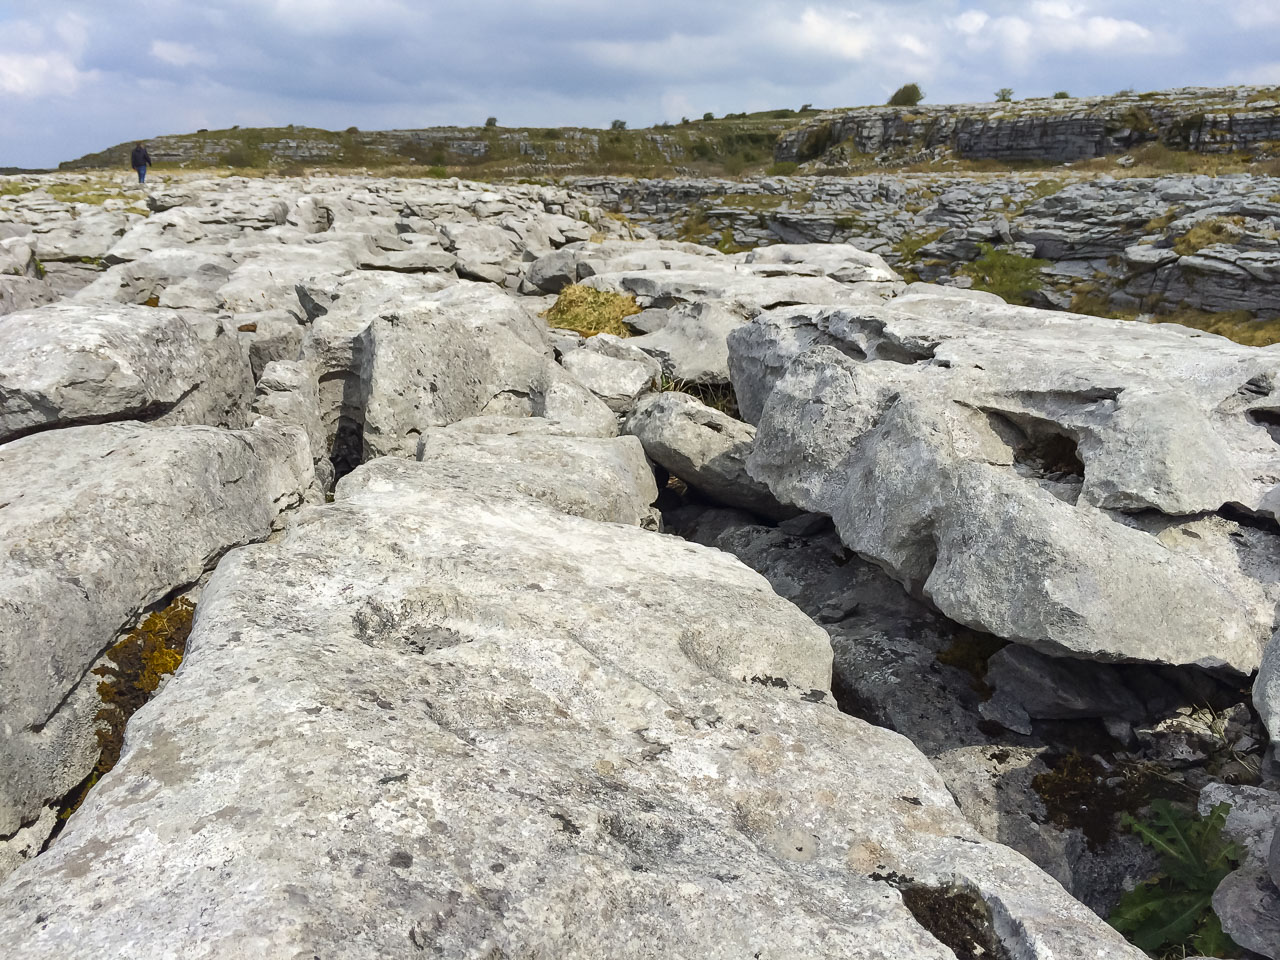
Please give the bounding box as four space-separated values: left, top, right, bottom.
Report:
304 282 618 462
0 451 1142 960
629 301 747 385
734 300 1280 672
0 419 312 864
0 302 254 443
625 392 792 520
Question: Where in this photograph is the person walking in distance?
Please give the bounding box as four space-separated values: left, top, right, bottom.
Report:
130 142 152 184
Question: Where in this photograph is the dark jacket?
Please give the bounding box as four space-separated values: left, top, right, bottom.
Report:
131 146 151 168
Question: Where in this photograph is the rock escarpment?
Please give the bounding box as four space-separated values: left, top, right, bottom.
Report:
0 169 1274 958
571 171 1280 324
777 86 1280 165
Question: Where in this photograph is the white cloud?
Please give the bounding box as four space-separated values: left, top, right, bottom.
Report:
950 1 1164 68
151 40 213 68
953 10 991 35
0 52 93 97
788 7 872 60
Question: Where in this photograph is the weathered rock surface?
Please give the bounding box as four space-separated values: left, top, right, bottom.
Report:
0 302 253 443
0 419 311 854
625 392 791 519
0 451 1142 959
409 425 659 527
734 300 1280 671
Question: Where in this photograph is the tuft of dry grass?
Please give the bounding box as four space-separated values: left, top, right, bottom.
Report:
1172 216 1249 256
543 284 642 338
1152 309 1280 347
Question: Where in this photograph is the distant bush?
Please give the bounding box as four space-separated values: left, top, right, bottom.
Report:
425 166 449 179
703 112 715 121
610 119 627 131
800 103 813 112
345 126 359 133
485 117 497 128
995 88 1015 102
767 161 799 176
888 83 924 107
1053 91 1071 99
224 145 257 168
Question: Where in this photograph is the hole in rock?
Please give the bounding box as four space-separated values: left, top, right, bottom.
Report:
43 596 196 851
984 410 1085 487
1247 408 1280 445
329 416 366 484
897 881 1013 960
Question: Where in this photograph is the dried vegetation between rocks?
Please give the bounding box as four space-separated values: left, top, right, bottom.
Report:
542 284 642 338
51 597 196 833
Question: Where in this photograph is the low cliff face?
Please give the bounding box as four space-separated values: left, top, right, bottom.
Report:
777 86 1280 165
569 172 1280 329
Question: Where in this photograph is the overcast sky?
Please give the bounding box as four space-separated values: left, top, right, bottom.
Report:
2 0 1277 168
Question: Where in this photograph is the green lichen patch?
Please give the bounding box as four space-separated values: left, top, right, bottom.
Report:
543 285 641 338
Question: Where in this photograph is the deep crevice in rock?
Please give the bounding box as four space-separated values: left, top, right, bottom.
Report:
881 878 1013 960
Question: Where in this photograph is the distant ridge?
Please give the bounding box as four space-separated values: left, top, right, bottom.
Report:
54 85 1280 178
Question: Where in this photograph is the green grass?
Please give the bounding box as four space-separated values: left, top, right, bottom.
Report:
957 243 1049 305
0 182 33 197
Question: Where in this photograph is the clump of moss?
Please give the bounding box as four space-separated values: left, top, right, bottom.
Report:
543 284 641 338
52 597 195 828
1030 751 1163 850
893 227 947 264
899 884 1012 960
1172 216 1249 256
935 630 1007 699
957 243 1049 305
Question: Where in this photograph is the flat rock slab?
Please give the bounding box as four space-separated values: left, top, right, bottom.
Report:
0 419 312 842
0 454 1140 960
398 425 659 527
0 302 253 443
735 301 1280 672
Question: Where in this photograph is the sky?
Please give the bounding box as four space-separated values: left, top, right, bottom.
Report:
1 0 1278 169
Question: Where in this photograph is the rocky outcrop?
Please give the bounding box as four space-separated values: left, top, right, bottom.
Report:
570 171 1280 322
0 448 1142 959
0 303 253 442
0 168 1274 959
0 419 312 858
731 299 1280 672
776 87 1280 165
